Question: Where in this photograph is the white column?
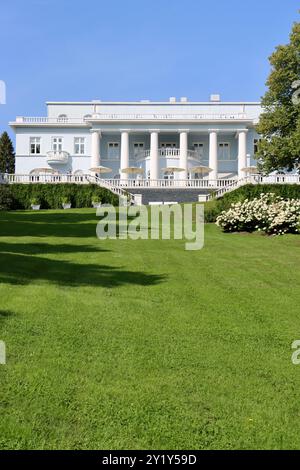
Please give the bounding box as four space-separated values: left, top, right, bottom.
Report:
237 130 248 178
209 130 218 181
120 131 129 180
179 131 188 179
91 130 100 168
150 131 159 180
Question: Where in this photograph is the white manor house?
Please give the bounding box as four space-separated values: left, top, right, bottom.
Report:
6 95 300 203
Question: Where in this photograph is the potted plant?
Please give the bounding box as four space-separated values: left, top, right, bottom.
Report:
30 197 41 211
91 194 101 208
61 196 72 209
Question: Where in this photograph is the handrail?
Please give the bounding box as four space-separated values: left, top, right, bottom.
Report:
85 174 134 204
206 174 300 200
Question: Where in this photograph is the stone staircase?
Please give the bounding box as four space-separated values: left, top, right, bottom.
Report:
128 188 212 204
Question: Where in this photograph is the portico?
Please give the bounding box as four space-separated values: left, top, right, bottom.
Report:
89 127 251 183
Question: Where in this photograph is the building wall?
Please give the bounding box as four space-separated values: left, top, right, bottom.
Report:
12 100 261 176
15 128 259 176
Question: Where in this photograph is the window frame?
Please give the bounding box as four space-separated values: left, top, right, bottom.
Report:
107 142 120 159
218 142 232 161
74 137 85 155
51 136 64 152
29 137 41 155
133 142 145 157
193 142 204 157
254 138 260 155
160 142 177 148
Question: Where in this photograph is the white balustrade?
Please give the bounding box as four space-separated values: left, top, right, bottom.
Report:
2 174 300 198
135 148 199 160
46 151 69 164
14 113 248 125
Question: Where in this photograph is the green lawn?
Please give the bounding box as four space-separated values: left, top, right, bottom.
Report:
1 208 300 450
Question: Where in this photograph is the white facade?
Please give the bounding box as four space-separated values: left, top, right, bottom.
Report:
10 95 262 185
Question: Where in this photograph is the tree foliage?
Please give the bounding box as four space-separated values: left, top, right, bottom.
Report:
256 21 300 173
0 131 15 173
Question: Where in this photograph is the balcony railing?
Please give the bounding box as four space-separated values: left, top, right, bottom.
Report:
136 148 200 159
91 113 248 121
46 151 69 164
98 178 236 189
2 174 300 189
13 112 248 124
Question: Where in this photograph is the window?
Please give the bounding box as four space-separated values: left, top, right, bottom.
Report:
52 137 63 152
163 171 174 180
107 142 120 158
57 114 68 123
193 142 204 158
30 137 41 154
84 114 92 120
161 142 177 148
254 138 260 154
218 142 231 160
74 137 85 155
133 142 144 157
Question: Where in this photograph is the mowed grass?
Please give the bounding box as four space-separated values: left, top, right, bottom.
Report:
1 208 300 450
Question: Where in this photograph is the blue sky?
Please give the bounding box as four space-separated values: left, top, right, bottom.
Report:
0 0 299 139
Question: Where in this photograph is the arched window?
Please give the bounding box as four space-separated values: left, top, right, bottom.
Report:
83 114 92 120
57 114 68 123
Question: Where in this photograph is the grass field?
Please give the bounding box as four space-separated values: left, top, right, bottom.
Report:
1 208 300 449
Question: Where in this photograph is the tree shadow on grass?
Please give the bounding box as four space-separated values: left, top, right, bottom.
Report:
0 252 166 288
0 310 14 323
0 242 109 256
0 211 100 238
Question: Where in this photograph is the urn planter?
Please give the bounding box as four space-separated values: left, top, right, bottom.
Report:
62 203 72 209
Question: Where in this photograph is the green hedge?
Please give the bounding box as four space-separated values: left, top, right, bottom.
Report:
219 184 300 210
204 184 300 223
0 183 119 210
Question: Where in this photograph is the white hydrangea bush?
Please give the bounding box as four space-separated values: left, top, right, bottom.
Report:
216 193 300 235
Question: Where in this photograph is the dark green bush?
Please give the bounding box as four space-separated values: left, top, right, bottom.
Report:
0 183 119 210
0 185 13 210
216 184 300 214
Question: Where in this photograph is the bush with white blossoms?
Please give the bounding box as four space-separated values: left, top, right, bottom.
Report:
216 193 300 235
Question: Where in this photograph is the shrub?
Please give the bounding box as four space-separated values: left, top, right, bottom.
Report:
203 200 219 223
91 194 101 203
61 196 71 205
216 193 300 235
30 197 40 206
0 184 13 210
2 184 119 210
217 184 300 212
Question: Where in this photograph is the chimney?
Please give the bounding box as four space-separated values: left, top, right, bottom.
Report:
180 97 188 103
169 97 176 103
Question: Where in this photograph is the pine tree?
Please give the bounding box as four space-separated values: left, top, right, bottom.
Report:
0 131 15 173
256 21 300 173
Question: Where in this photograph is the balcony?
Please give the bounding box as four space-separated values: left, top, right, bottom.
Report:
46 151 69 164
136 148 201 161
